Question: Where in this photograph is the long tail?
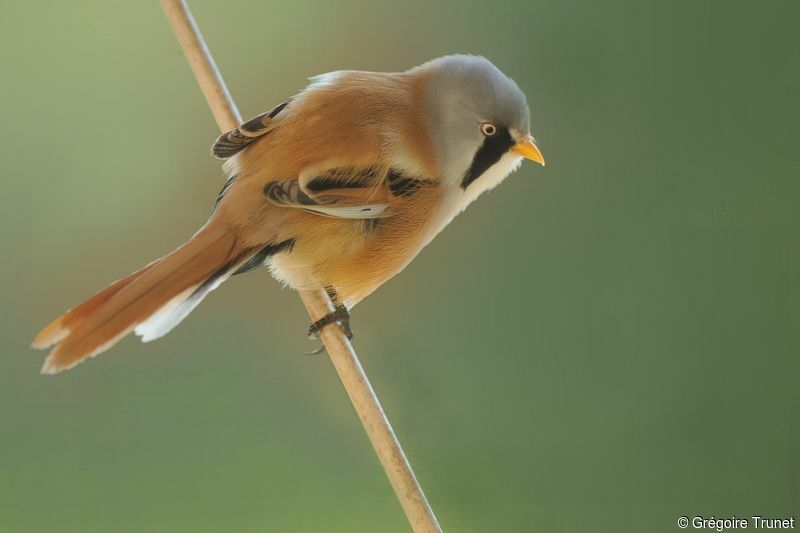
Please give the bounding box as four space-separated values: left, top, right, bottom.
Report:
32 225 264 374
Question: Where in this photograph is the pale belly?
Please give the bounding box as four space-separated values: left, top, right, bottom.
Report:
268 203 441 308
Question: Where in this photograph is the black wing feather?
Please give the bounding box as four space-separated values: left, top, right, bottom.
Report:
211 100 290 159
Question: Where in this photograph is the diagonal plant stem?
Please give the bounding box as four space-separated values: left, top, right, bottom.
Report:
160 1 442 531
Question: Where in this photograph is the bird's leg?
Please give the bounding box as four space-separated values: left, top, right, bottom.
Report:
324 286 354 339
307 287 354 342
307 305 351 339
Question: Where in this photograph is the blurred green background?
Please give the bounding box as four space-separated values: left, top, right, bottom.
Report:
1 1 798 531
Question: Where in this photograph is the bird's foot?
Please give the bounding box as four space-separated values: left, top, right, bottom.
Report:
305 304 353 354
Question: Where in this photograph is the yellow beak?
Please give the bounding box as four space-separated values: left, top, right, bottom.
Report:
512 136 545 166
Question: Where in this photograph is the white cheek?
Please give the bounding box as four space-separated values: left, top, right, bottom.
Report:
425 152 523 246
454 152 523 212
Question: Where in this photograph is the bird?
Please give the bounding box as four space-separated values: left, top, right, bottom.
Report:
31 54 545 374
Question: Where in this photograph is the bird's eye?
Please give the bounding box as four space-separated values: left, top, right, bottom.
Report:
480 122 497 136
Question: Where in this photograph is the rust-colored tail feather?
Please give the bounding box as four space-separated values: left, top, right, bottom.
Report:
32 226 253 374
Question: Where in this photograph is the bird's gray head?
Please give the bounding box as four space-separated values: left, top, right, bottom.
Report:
417 55 544 196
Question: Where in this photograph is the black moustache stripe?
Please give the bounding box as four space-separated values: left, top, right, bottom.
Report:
461 126 515 189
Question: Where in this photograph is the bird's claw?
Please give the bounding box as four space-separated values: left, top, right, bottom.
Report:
304 344 326 356
304 304 353 355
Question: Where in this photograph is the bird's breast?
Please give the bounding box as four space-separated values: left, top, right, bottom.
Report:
268 184 445 307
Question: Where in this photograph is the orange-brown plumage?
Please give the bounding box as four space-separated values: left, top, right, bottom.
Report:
36 227 252 373
213 67 444 306
32 55 544 373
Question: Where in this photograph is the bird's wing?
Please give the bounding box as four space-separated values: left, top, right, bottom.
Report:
264 165 391 219
264 166 435 220
211 101 290 159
